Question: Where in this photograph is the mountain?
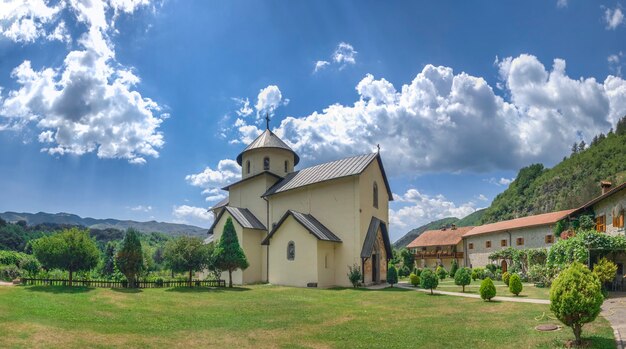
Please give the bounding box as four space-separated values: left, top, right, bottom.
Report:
0 211 207 237
480 130 626 224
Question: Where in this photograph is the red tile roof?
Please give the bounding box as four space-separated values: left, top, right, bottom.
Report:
407 226 474 248
462 209 575 237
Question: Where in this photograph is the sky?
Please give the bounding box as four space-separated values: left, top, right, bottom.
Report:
0 0 625 242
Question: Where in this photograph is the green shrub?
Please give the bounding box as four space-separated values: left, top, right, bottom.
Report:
347 264 362 288
413 267 421 276
387 264 398 287
592 257 617 285
483 269 495 280
0 250 28 266
409 273 420 287
471 267 485 280
485 264 497 273
479 277 496 301
454 267 471 292
399 265 411 278
0 264 22 281
420 269 439 295
435 266 447 280
18 255 41 277
509 273 523 296
155 277 164 287
449 259 458 278
550 262 604 345
502 271 511 286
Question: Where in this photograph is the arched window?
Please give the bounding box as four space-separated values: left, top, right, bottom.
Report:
284 160 289 173
263 157 270 171
246 160 250 174
287 241 295 261
373 181 379 208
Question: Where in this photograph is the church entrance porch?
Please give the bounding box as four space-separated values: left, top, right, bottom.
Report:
361 217 392 285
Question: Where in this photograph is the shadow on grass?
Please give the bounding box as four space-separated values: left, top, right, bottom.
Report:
23 285 94 294
110 288 142 294
165 286 250 293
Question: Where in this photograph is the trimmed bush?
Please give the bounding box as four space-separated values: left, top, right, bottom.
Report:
387 264 398 287
502 271 511 286
550 262 604 345
485 264 497 273
454 267 471 292
471 267 485 280
413 267 422 277
347 264 362 288
479 277 496 301
420 269 439 295
409 273 420 287
435 266 447 280
449 259 458 278
509 273 523 296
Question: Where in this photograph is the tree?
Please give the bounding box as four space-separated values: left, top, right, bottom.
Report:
420 269 439 295
449 259 458 278
387 264 398 287
571 142 578 155
18 255 41 277
578 140 586 152
347 264 362 288
409 273 420 287
550 262 604 345
213 218 249 287
164 236 212 287
101 241 117 277
502 271 511 286
479 278 496 301
115 229 144 288
31 228 99 286
436 265 447 280
616 115 626 136
400 248 414 271
454 267 471 292
508 273 523 296
592 257 618 284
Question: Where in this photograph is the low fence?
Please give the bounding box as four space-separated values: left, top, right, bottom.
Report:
20 278 226 288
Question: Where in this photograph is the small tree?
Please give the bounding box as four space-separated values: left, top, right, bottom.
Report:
420 269 439 295
454 267 471 292
347 264 362 288
164 236 211 287
101 241 117 277
213 218 249 287
592 257 617 286
31 228 99 286
387 264 398 287
550 262 604 345
449 259 458 278
479 277 496 301
502 271 511 286
436 265 447 280
409 273 420 287
509 273 523 296
18 255 41 277
115 229 144 288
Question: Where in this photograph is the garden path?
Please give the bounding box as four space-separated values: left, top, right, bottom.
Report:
395 282 550 304
0 281 14 286
602 292 626 349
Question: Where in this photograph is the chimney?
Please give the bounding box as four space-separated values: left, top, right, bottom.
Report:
600 181 612 195
451 224 457 230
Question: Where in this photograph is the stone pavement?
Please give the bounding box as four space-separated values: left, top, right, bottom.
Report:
394 282 550 304
602 292 626 349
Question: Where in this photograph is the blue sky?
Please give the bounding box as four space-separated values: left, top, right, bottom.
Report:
0 0 625 241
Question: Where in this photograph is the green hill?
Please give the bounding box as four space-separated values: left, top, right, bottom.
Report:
480 130 626 224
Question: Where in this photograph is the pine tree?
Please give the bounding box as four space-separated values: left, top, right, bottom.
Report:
102 241 116 277
591 135 599 146
578 140 586 152
616 115 626 136
213 217 249 287
115 229 144 288
571 142 578 155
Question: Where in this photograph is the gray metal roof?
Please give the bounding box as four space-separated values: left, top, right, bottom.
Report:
207 206 266 234
236 129 300 165
262 210 342 245
263 153 393 199
221 171 282 191
210 197 229 211
361 217 392 259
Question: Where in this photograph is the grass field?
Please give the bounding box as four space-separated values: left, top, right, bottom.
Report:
0 285 615 349
433 279 552 299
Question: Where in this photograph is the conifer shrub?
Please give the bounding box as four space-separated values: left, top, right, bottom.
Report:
502 271 511 286
479 277 496 301
420 269 439 295
449 259 458 278
550 262 604 345
413 267 421 276
409 273 420 287
387 264 398 287
435 266 447 280
508 273 523 296
454 267 471 292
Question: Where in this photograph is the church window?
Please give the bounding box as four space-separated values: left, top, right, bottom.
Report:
373 182 379 208
246 160 250 174
284 160 288 173
287 241 295 261
264 157 270 171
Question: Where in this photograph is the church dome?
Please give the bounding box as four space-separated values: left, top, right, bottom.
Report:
236 129 300 166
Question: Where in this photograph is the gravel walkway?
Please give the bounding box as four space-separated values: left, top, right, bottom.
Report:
602 292 626 349
395 282 550 304
0 281 14 286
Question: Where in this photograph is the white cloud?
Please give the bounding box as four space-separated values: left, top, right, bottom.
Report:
172 205 214 226
255 85 287 117
605 7 624 30
478 194 488 201
232 97 253 117
556 0 568 8
390 188 478 237
332 42 357 67
237 54 626 175
314 60 330 73
130 205 152 212
0 0 62 43
609 52 624 76
185 159 240 202
0 0 163 164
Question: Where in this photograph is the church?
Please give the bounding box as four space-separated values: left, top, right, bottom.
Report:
207 120 393 287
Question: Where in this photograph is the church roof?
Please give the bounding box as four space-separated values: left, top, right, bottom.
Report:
262 153 393 199
261 210 342 245
236 129 300 166
361 217 393 259
209 197 229 211
207 206 266 234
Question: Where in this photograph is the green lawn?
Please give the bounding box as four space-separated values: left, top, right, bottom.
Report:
0 285 615 349
433 279 552 299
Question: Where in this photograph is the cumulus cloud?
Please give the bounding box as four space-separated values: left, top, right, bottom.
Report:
0 0 164 164
313 42 357 73
609 52 624 76
232 97 253 117
172 205 214 226
238 54 625 175
605 7 624 30
0 0 63 43
486 177 514 186
255 85 287 117
185 159 240 202
390 188 479 237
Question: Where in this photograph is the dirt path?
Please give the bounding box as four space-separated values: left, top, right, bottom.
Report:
0 281 14 286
